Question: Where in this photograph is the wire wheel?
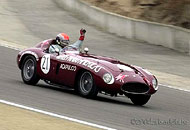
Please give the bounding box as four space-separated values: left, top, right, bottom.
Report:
78 71 98 98
80 72 93 94
21 56 40 85
23 59 35 81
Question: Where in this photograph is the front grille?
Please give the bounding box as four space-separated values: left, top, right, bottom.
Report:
121 83 149 94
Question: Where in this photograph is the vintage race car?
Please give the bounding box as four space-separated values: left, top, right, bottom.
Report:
17 41 158 106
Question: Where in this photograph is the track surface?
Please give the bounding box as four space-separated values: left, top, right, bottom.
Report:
0 46 190 130
0 0 190 130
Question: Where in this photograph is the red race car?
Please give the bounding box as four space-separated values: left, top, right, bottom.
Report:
17 41 158 106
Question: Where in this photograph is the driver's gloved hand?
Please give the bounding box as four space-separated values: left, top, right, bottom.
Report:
79 28 86 41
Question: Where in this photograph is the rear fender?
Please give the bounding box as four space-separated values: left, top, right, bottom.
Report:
18 51 39 69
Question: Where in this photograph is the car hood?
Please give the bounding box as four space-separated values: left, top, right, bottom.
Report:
82 54 136 73
82 54 154 78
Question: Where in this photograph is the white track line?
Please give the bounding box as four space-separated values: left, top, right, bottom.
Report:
159 84 190 93
0 43 21 51
0 99 116 130
0 40 26 51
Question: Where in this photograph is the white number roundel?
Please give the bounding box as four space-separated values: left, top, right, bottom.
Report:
40 54 50 74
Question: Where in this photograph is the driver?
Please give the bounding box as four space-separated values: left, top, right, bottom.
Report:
42 28 86 53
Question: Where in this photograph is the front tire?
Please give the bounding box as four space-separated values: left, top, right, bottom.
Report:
77 71 98 98
129 94 151 106
21 56 40 85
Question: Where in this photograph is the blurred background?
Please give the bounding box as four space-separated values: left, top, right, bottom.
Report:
82 0 190 29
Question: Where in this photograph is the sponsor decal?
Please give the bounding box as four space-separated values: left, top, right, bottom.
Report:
60 64 76 71
57 55 103 73
40 54 51 74
116 74 128 83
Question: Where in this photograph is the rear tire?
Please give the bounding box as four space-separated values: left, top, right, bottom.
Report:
129 94 151 106
21 56 40 85
77 71 98 98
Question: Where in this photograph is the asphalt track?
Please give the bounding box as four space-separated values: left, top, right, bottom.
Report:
0 0 190 130
0 46 190 130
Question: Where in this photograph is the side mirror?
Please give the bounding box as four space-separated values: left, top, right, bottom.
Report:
84 47 89 54
55 48 60 55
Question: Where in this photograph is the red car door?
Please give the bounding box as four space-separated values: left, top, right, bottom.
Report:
55 54 77 87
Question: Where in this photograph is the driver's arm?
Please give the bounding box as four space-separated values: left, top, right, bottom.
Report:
69 29 86 50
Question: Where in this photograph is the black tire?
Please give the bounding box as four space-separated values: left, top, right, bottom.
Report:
77 71 98 98
21 56 40 85
129 94 151 106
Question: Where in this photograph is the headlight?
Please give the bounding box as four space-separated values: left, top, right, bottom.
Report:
152 78 158 90
103 73 114 84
